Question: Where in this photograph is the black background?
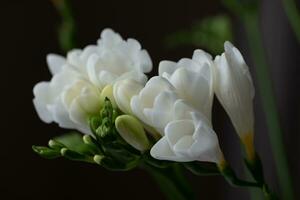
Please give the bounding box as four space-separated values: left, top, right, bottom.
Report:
1 0 299 199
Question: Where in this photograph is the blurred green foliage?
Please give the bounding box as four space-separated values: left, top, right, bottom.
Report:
51 0 77 52
165 15 233 55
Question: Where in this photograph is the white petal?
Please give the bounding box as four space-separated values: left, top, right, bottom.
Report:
113 79 143 114
173 99 195 120
173 135 194 156
177 58 199 72
98 28 122 47
165 120 194 147
33 82 53 123
192 49 212 67
190 113 223 163
139 77 175 108
116 71 148 84
130 96 148 124
143 91 178 131
86 54 104 88
67 49 83 69
150 136 187 162
138 50 152 73
168 67 211 118
47 54 66 75
47 99 76 129
98 71 118 85
158 60 177 76
80 45 98 62
68 98 92 134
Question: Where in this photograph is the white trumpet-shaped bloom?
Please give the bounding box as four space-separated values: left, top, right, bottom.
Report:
130 76 224 163
158 50 214 120
150 105 223 163
33 29 152 134
214 41 255 140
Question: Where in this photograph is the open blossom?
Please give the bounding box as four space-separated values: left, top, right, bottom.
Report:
150 103 224 163
214 41 255 158
33 29 152 134
158 50 214 120
125 76 224 163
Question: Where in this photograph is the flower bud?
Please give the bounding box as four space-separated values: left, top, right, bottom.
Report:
48 139 65 149
94 154 105 165
32 145 61 159
100 84 117 108
214 41 255 159
115 115 150 151
60 148 93 163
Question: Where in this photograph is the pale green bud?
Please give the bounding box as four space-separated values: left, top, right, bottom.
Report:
48 139 64 149
82 135 93 145
115 115 150 152
100 84 117 108
94 154 104 165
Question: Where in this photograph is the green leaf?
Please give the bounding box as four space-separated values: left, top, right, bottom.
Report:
54 132 92 155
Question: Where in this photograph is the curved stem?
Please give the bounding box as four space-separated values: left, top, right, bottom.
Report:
242 12 294 200
282 0 300 43
219 163 260 188
141 163 196 200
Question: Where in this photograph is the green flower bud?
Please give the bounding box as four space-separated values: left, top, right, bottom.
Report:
48 139 65 149
32 145 61 159
89 115 102 134
94 154 105 165
60 148 93 163
82 135 93 145
115 115 150 152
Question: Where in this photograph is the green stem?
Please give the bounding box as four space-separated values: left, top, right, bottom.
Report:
219 163 261 188
282 0 300 43
142 163 196 200
242 12 294 200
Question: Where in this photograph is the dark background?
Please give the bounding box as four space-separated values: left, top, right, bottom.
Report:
1 0 299 199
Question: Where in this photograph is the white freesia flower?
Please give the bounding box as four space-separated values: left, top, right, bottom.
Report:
33 29 152 134
158 50 214 120
130 76 224 163
214 41 255 158
150 105 224 163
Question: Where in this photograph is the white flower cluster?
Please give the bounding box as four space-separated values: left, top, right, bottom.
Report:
33 29 255 165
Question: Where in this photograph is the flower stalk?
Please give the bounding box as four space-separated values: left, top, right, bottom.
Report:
141 163 196 200
282 0 300 43
242 11 294 200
